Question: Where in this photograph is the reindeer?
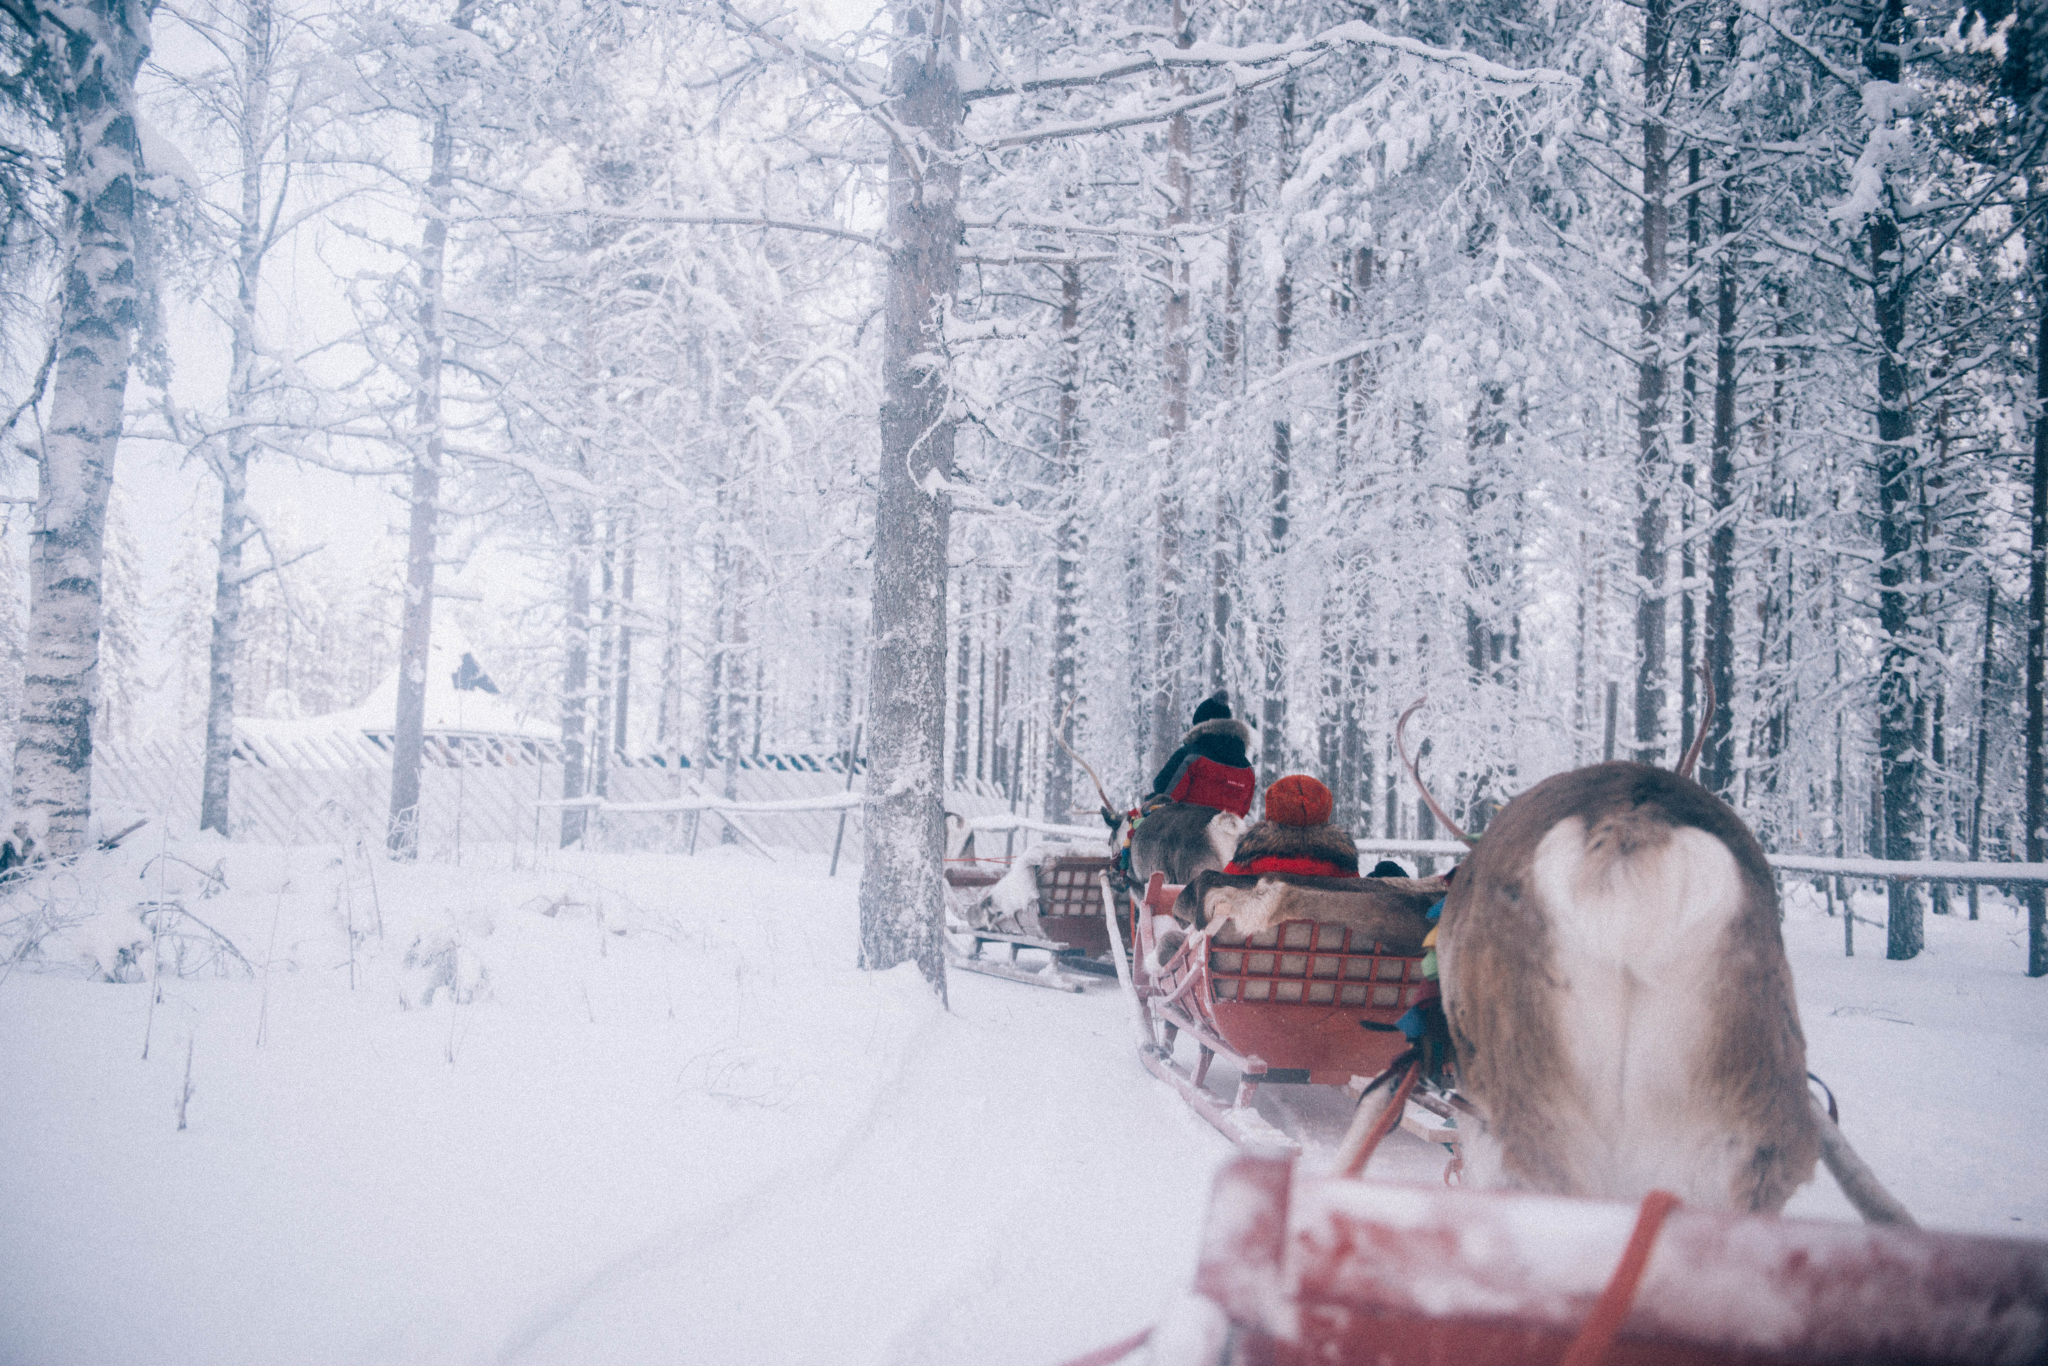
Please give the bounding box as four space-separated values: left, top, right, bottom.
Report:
1391 677 1910 1223
1051 705 1247 888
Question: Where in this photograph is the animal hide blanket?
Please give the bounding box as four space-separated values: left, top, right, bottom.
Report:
1171 871 1444 954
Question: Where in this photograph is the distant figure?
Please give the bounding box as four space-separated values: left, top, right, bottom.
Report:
1122 693 1257 887
1223 774 1359 879
1147 691 1255 816
1368 859 1409 879
451 652 500 694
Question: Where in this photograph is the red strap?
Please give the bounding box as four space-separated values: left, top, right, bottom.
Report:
1224 855 1358 878
1055 1326 1152 1366
1558 1190 1681 1366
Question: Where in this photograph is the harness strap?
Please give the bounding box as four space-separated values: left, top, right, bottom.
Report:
1558 1189 1681 1366
1055 1326 1152 1366
1338 1056 1422 1178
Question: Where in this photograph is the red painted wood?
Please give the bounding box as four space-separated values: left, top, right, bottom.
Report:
1187 1156 2048 1366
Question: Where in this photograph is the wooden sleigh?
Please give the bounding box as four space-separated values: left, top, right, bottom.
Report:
1065 1153 2048 1366
1105 869 1454 1154
943 852 1122 992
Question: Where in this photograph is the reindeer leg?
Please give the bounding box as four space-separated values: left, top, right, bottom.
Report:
1812 1095 1917 1227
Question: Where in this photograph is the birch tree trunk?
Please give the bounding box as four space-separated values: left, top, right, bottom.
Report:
198 0 271 836
11 0 152 858
858 0 960 994
386 0 473 856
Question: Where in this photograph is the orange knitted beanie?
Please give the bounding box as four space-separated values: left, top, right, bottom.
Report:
1264 774 1333 827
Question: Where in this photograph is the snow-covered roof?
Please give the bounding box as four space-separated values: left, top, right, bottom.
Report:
239 627 552 758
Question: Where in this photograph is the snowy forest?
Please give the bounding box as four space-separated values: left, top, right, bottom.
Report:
1 0 2045 980
7 0 2048 1359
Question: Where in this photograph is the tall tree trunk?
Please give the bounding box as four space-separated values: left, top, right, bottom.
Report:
1633 0 1672 762
592 514 616 800
558 505 591 847
953 572 971 783
1151 0 1194 771
1338 249 1374 826
1679 136 1700 761
1261 79 1296 785
199 0 271 837
613 509 636 757
2029 222 2048 976
1046 262 1082 822
1212 92 1247 695
1866 0 1924 959
1969 581 1995 920
723 573 745 813
656 493 681 754
1703 179 1739 797
387 0 473 856
11 0 151 857
858 0 961 995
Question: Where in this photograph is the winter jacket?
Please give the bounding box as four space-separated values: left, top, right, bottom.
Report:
1221 818 1361 878
1149 718 1254 800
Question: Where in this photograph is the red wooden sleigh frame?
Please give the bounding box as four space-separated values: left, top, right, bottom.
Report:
1119 871 1433 1152
944 853 1119 992
1065 1154 2048 1366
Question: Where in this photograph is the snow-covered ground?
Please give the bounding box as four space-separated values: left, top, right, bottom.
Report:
2 838 2043 1365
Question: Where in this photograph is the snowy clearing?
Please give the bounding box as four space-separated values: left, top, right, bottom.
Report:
1 841 2043 1365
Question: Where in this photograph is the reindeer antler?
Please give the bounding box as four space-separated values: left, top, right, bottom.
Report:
1396 697 1478 847
1052 698 1116 816
1675 663 1715 783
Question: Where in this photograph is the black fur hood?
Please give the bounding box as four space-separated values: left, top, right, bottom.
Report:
1229 819 1360 874
1180 717 1252 748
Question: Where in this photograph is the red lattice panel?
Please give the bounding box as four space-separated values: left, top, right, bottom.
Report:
1204 920 1429 1011
1152 919 1427 1082
1035 855 1114 952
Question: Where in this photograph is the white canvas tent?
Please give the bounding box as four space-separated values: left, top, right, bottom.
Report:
95 632 1015 855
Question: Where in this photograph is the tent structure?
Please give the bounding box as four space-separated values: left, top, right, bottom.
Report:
236 630 553 768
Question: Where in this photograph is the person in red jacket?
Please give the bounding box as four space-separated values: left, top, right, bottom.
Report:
1222 774 1360 877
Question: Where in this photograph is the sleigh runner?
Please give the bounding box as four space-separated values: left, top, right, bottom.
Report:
1106 869 1451 1155
944 851 1124 992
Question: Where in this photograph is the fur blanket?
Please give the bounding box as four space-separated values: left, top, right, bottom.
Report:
1169 871 1444 954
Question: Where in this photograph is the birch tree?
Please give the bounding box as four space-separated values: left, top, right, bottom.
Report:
3 0 154 857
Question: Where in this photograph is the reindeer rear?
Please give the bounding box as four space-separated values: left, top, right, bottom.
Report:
1438 762 1820 1213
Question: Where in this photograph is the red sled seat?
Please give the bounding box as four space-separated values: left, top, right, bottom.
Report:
1168 756 1257 817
